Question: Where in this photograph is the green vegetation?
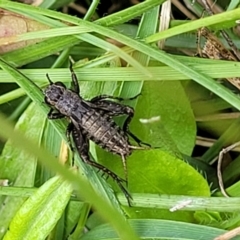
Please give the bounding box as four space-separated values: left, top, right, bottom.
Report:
1 0 240 239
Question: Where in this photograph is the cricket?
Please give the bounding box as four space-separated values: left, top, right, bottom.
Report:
43 64 150 205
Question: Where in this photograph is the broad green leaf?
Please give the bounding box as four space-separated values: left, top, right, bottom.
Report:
132 81 196 155
128 150 209 195
98 149 210 222
3 175 72 240
0 102 45 238
126 150 210 221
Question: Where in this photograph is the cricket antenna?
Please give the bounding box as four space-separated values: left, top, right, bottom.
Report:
46 73 53 84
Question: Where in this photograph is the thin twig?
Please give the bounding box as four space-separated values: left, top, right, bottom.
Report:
214 225 240 240
217 142 240 198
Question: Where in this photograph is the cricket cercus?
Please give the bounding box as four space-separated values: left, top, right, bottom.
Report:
43 64 150 205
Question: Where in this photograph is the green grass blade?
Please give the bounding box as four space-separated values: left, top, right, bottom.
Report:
2 36 81 67
80 219 237 240
146 8 240 42
95 0 166 26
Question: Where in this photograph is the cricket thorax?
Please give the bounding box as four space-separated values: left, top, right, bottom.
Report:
45 85 82 116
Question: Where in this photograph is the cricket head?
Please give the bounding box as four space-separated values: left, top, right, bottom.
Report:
44 74 67 106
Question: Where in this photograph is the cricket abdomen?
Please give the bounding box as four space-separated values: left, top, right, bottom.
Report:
79 110 131 156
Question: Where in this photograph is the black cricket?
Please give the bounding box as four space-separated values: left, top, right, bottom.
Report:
44 65 149 205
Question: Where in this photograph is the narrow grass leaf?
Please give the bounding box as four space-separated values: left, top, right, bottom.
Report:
146 8 240 42
3 175 72 240
2 36 81 67
0 103 45 238
80 219 235 240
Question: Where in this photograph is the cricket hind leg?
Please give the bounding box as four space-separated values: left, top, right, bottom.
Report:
126 131 151 147
90 93 141 103
83 157 133 206
71 127 132 206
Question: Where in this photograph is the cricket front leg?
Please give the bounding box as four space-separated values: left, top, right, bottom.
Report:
47 108 65 119
90 93 141 103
